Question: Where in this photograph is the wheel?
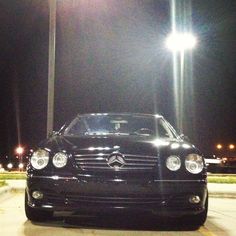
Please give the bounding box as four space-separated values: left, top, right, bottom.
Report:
25 191 53 222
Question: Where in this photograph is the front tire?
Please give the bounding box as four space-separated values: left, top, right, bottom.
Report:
25 191 53 222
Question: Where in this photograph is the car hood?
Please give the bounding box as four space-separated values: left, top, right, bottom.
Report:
40 134 199 157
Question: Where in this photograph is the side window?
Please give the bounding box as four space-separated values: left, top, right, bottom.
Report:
71 120 87 135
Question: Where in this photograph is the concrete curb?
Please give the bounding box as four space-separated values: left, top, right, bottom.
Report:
209 193 236 199
208 183 236 198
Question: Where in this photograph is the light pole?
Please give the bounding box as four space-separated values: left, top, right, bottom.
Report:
47 0 57 137
15 146 24 171
166 0 198 139
165 32 197 133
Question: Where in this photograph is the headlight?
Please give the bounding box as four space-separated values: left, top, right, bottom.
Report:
52 152 68 168
185 154 204 174
166 155 181 171
31 149 49 170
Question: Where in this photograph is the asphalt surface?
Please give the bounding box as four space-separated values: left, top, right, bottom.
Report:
0 191 236 235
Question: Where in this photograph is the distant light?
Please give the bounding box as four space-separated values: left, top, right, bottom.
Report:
166 32 197 52
18 163 24 169
7 163 13 169
216 144 223 150
0 164 2 168
229 144 235 150
222 157 227 163
15 146 24 155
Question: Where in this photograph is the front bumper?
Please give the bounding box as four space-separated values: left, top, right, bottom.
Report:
26 175 207 217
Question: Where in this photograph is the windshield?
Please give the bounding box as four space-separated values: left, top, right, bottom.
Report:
63 114 177 138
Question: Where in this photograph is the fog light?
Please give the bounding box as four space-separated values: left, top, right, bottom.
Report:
32 191 44 200
189 195 201 204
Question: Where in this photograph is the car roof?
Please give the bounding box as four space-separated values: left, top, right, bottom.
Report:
76 113 163 118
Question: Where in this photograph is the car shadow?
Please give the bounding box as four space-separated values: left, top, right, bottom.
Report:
26 214 200 231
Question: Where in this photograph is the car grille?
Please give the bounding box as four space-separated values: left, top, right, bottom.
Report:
74 153 158 171
45 192 189 208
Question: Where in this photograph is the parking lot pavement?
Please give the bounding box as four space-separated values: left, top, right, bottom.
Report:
5 180 26 189
1 191 236 236
208 183 236 198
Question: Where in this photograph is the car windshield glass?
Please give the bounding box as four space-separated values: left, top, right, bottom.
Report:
63 114 177 138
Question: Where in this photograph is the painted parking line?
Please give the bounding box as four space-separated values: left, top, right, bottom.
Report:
199 226 217 236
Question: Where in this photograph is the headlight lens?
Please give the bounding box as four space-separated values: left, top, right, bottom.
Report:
31 149 49 170
185 154 204 174
166 155 181 171
52 152 68 168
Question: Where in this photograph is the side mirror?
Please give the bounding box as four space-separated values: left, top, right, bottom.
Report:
48 131 59 138
179 134 190 142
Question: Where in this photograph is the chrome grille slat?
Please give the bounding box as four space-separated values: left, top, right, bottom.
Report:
125 154 158 159
79 166 153 170
79 162 108 165
75 154 109 157
74 153 158 171
75 158 106 161
79 166 112 169
75 161 156 164
121 163 154 166
125 158 157 162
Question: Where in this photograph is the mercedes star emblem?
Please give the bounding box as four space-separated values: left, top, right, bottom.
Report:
107 153 125 169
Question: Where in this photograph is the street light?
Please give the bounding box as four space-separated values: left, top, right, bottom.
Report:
15 146 24 167
18 163 24 171
216 144 223 150
7 163 13 170
166 31 197 133
166 32 197 52
15 146 24 155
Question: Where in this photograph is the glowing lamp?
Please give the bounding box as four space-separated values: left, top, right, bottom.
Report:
166 32 197 52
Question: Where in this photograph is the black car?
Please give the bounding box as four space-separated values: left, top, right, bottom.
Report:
25 113 208 226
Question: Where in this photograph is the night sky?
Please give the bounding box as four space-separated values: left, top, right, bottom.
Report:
0 0 236 157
